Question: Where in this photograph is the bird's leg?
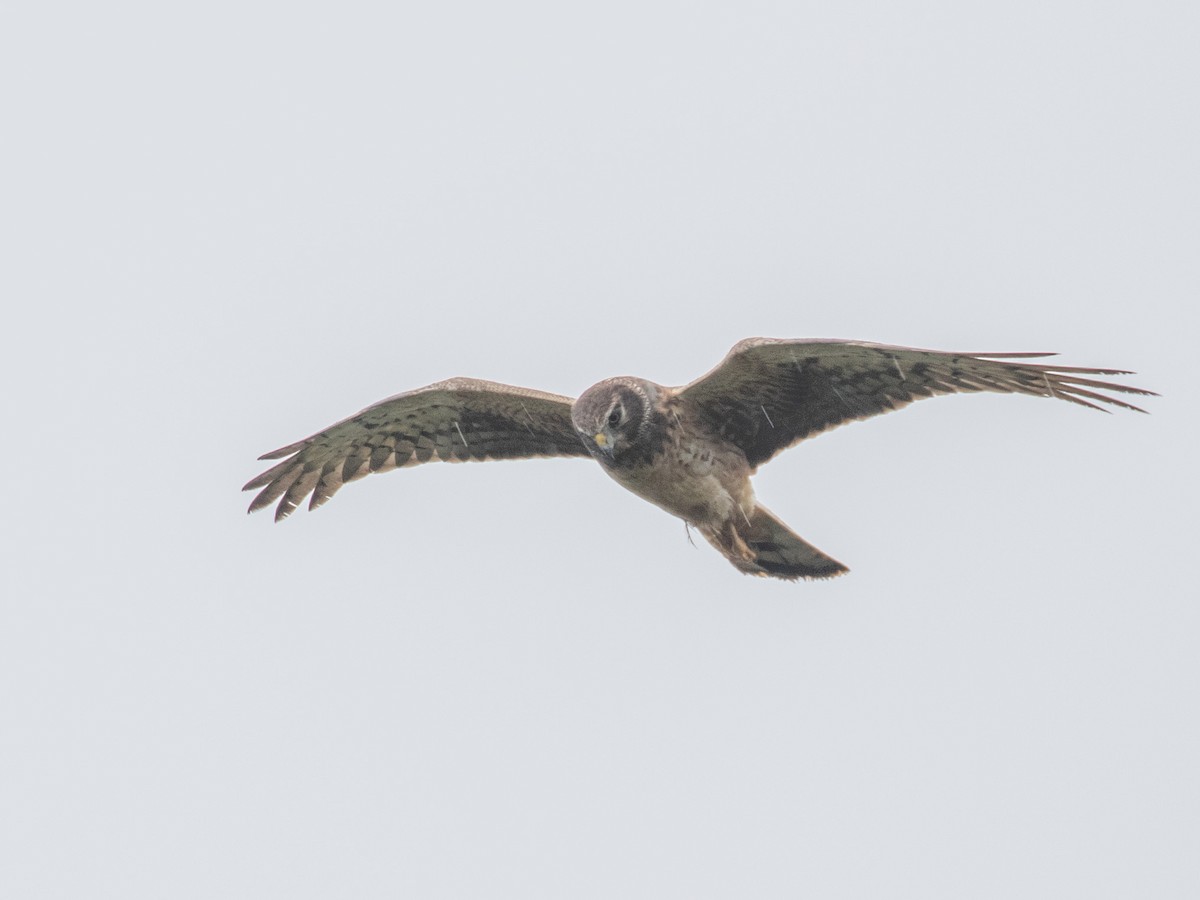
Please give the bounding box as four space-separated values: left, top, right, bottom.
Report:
720 517 757 563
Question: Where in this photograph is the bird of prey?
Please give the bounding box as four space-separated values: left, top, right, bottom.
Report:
244 338 1153 580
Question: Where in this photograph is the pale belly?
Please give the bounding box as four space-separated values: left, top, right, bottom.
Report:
604 438 754 526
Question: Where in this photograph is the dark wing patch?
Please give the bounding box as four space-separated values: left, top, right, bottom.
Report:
677 338 1156 469
244 378 588 521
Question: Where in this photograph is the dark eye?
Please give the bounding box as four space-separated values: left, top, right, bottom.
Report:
607 408 622 428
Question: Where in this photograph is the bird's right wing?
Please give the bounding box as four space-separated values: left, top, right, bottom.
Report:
243 378 589 521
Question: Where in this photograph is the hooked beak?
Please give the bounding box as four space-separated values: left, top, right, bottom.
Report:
592 431 614 456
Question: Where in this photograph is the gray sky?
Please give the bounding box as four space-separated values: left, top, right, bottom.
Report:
3 1 1197 897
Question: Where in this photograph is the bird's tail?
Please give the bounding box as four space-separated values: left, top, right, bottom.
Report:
701 505 848 581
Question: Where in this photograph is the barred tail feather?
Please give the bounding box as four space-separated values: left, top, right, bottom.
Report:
702 505 848 581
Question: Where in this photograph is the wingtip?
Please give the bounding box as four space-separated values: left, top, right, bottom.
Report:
246 494 272 515
257 439 309 461
968 351 1060 359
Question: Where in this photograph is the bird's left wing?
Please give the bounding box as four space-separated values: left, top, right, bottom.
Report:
244 378 588 521
677 338 1155 469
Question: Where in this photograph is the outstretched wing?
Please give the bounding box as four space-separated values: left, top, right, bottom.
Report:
678 338 1156 469
244 378 588 521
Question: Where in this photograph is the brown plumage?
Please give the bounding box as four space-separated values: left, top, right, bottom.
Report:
243 379 589 521
245 338 1155 580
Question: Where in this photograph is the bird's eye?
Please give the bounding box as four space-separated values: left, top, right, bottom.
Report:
607 408 622 428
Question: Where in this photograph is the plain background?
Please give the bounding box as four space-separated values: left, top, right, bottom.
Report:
2 1 1197 897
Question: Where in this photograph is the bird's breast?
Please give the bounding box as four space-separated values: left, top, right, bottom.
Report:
603 432 752 527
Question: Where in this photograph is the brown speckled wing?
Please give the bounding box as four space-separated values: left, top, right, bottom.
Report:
678 338 1156 469
243 378 588 521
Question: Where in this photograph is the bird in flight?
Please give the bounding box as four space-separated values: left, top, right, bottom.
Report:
244 338 1153 580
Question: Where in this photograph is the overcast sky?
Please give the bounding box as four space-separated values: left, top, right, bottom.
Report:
3 1 1197 897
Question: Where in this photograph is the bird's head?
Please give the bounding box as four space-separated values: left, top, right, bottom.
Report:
572 378 657 463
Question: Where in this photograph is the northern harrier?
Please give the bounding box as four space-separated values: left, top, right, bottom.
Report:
244 338 1153 580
